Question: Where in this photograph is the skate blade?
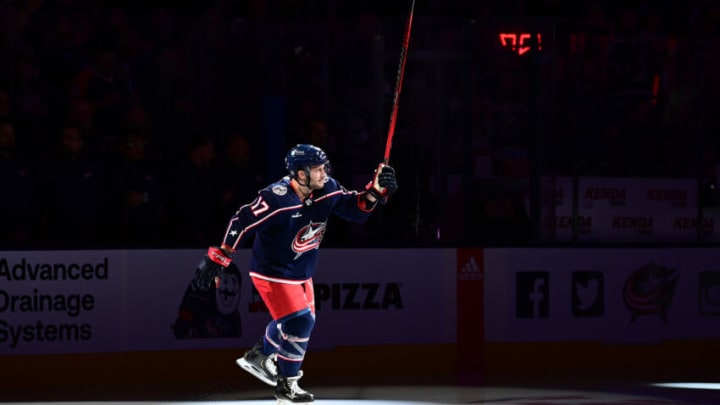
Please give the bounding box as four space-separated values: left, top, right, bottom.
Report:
277 398 313 405
235 358 277 387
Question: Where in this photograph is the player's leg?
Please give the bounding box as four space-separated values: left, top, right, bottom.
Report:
273 280 315 404
273 310 315 404
238 276 315 395
236 276 302 387
236 328 279 386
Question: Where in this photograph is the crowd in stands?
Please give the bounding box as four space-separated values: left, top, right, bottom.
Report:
0 0 717 248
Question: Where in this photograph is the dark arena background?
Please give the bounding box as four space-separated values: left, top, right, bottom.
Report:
1 1 720 404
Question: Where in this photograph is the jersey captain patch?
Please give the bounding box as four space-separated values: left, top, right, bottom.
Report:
292 220 327 259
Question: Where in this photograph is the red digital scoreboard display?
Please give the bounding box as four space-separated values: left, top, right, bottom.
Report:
499 33 543 55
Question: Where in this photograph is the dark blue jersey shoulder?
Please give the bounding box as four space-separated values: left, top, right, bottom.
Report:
221 176 374 281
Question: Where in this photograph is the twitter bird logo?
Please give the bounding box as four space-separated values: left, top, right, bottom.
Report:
572 271 604 316
576 278 599 309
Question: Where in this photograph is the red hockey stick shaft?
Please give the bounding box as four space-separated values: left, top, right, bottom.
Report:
383 0 415 165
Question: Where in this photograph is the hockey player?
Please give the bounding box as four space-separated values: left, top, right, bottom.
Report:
193 144 398 404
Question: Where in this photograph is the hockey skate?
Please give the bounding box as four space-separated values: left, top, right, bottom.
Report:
275 371 314 404
236 342 278 386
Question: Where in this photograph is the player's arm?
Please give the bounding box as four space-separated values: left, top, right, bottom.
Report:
194 192 280 289
363 163 398 206
333 163 398 220
221 191 282 250
193 245 232 290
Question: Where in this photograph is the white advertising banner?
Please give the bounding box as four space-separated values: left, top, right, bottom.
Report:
0 248 457 356
484 248 720 342
546 176 706 242
0 250 124 354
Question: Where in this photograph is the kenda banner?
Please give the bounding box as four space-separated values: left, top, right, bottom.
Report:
484 248 720 342
544 177 708 242
0 249 457 355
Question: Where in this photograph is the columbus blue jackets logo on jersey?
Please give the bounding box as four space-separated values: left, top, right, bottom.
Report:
292 220 326 258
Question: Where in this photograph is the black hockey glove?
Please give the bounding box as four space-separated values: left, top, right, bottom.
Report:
366 163 398 200
193 246 232 291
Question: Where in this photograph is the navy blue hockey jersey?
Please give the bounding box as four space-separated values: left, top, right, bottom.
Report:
222 176 375 280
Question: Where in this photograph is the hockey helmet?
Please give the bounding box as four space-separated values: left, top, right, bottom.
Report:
285 144 330 177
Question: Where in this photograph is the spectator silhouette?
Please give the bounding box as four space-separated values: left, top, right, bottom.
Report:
146 46 195 147
39 122 109 247
107 130 166 246
70 47 133 149
164 133 222 246
473 188 531 244
0 120 40 246
216 132 266 222
11 55 51 156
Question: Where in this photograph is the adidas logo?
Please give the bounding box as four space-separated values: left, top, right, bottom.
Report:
459 257 483 281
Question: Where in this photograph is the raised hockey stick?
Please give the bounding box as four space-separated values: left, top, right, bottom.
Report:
383 0 415 165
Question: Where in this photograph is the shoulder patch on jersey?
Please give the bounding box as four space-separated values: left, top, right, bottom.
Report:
272 185 288 196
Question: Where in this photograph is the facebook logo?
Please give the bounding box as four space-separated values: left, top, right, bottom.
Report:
516 271 549 318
